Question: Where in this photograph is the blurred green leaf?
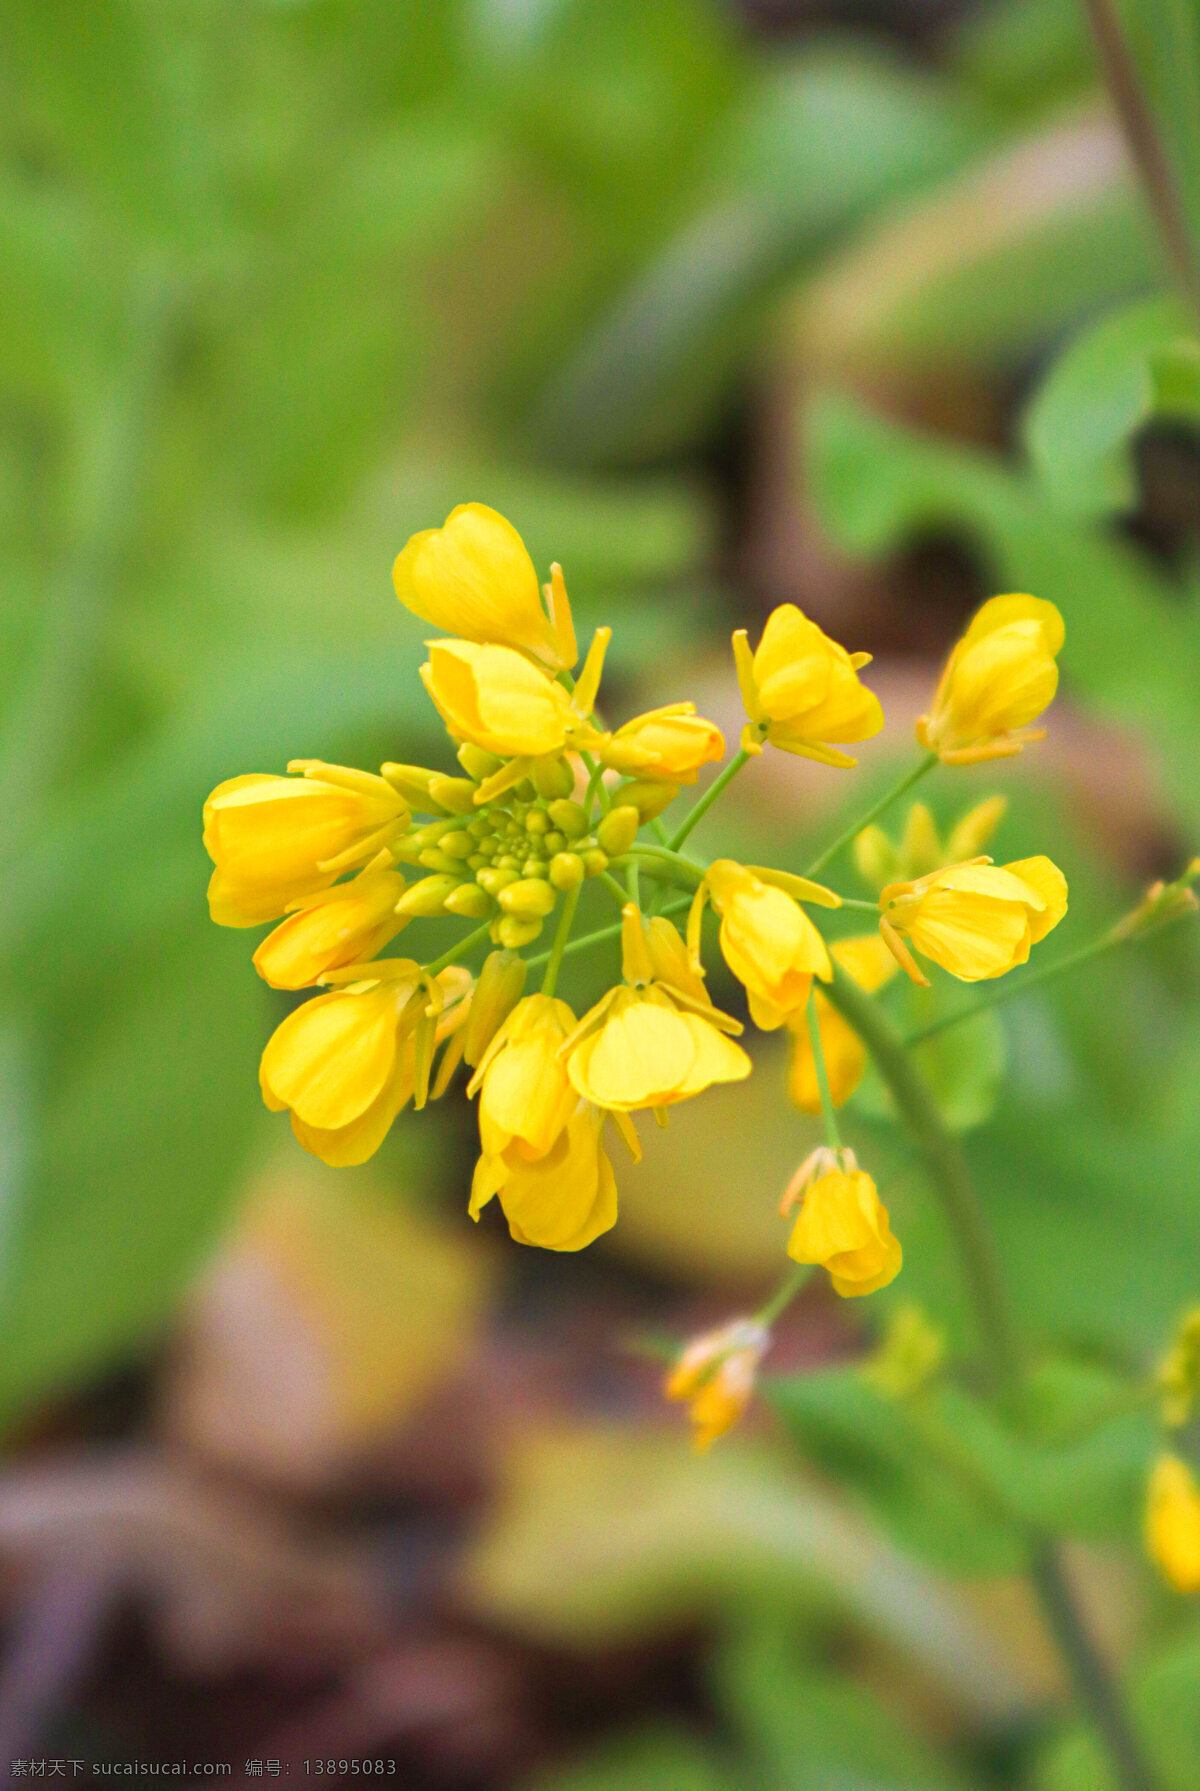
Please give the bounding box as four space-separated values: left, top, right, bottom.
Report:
1036 1633 1200 1791
528 1727 736 1791
1023 293 1198 516
856 990 1007 1135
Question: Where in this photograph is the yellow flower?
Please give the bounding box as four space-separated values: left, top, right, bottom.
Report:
252 869 408 990
597 704 725 785
470 1104 619 1252
563 906 751 1113
732 604 883 766
665 1319 770 1452
1157 1308 1200 1429
420 639 578 759
784 1147 901 1298
917 594 1064 765
692 859 840 1031
259 963 468 1166
1146 1454 1200 1594
393 502 577 669
879 855 1067 986
467 992 578 1162
204 763 408 927
788 934 897 1112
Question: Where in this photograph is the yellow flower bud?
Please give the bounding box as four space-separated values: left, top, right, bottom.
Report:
547 798 587 839
532 754 575 800
580 847 609 879
463 949 528 1068
617 779 679 822
596 804 640 858
945 796 1008 863
879 855 1067 985
1110 858 1200 944
862 1304 945 1399
395 872 465 917
732 604 883 766
393 503 577 669
1146 1454 1200 1594
693 859 834 1031
420 639 578 759
259 961 426 1166
853 824 898 892
457 743 503 781
380 762 449 809
549 851 585 891
665 1319 770 1451
442 881 493 918
784 1148 901 1298
204 765 408 927
1157 1308 1200 1429
498 877 557 918
597 705 724 785
252 870 408 990
497 914 543 948
788 934 897 1113
426 774 479 815
898 802 940 878
471 1104 618 1251
917 594 1063 765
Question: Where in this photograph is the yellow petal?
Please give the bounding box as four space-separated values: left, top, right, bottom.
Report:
421 639 573 757
1003 856 1068 943
394 503 572 668
260 981 410 1129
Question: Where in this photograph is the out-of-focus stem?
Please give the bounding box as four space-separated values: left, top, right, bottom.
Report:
804 754 937 878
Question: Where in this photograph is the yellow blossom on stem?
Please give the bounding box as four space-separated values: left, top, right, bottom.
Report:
393 502 577 669
563 905 750 1113
597 704 725 784
470 1103 620 1251
732 604 883 766
788 934 897 1112
665 1319 770 1451
879 855 1068 986
783 1146 901 1298
420 639 579 759
1145 1454 1200 1594
689 859 838 1031
252 869 408 990
204 763 409 926
917 594 1064 765
467 992 578 1162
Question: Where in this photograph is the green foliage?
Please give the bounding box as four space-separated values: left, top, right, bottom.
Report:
1036 1634 1200 1791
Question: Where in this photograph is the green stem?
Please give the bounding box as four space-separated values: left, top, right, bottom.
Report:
424 918 495 977
835 897 882 914
1029 1540 1162 1791
581 752 610 818
804 753 937 879
822 964 1021 1387
805 989 843 1151
668 749 751 851
540 885 581 999
524 897 692 974
626 855 640 907
754 1263 814 1328
622 845 705 890
598 870 630 911
904 932 1125 1048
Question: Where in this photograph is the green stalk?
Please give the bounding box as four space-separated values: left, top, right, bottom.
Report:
668 749 751 851
754 1263 814 1328
904 932 1125 1048
805 988 843 1151
541 885 581 999
804 753 937 878
622 845 705 890
424 918 495 978
524 897 692 974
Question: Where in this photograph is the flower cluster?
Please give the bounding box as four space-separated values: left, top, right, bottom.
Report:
205 500 1079 1448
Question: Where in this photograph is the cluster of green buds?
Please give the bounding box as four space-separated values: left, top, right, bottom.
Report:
385 745 668 948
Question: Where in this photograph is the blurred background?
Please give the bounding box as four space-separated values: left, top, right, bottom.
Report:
0 0 1197 1783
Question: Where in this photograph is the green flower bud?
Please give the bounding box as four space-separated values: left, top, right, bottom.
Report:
467 852 490 871
466 815 492 839
476 866 519 897
495 854 522 874
498 913 543 949
442 881 493 919
617 779 679 823
463 950 528 1067
439 830 476 860
597 805 640 857
581 847 609 879
524 809 550 835
418 847 462 874
381 763 446 810
427 774 479 816
543 830 566 855
457 743 503 781
532 755 575 800
395 873 464 917
547 799 587 839
498 878 557 918
549 852 585 891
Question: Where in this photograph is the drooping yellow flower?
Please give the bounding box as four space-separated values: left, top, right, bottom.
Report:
204 764 409 927
563 905 751 1113
879 855 1067 986
597 704 725 785
252 869 408 990
691 859 838 1031
467 992 578 1163
788 934 897 1112
665 1319 770 1451
393 502 578 670
917 594 1064 765
732 604 883 766
420 639 578 759
1146 1454 1200 1594
784 1147 901 1298
470 1103 619 1252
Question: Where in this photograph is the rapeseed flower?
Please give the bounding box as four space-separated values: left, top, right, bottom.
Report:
732 604 883 766
690 859 838 1030
597 704 725 784
788 934 897 1112
665 1319 770 1451
394 502 577 669
252 869 408 990
783 1147 901 1298
879 855 1067 986
1146 1454 1200 1594
917 594 1063 764
470 1103 619 1251
468 993 577 1162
